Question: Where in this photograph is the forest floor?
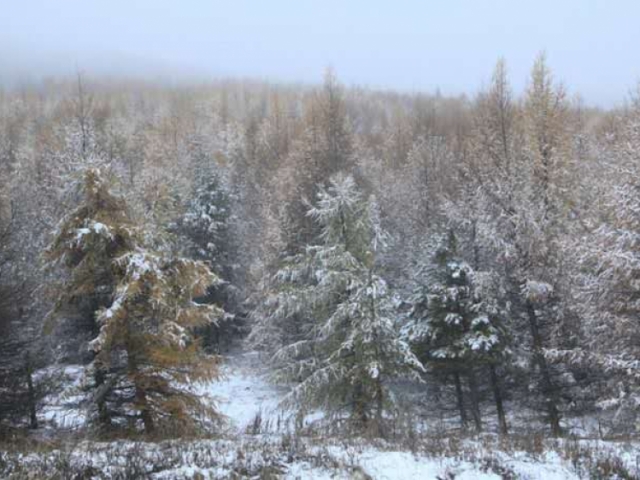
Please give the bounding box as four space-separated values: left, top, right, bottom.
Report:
2 349 640 479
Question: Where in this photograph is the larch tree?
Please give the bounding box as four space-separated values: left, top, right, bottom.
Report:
461 56 573 437
518 53 576 437
45 167 138 425
575 91 640 434
47 167 224 434
90 249 223 435
276 69 355 253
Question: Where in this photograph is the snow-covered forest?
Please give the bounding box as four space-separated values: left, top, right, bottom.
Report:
2 56 640 478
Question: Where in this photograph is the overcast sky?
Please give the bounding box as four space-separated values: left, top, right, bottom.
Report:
2 0 639 105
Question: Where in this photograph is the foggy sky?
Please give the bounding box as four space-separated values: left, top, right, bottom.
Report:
2 0 640 106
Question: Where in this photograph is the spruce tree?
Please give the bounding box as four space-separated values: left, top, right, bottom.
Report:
182 172 232 273
257 173 423 435
181 171 238 351
404 233 510 433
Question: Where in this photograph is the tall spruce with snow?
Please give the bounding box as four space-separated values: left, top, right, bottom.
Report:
181 171 239 351
404 233 510 433
256 173 423 435
182 173 232 273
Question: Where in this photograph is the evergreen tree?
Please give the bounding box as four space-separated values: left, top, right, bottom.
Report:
255 173 423 435
47 168 223 434
0 203 38 433
182 172 232 274
404 233 510 433
181 171 239 351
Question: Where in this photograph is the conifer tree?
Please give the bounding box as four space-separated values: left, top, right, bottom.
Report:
46 167 136 425
46 168 135 349
404 233 510 433
47 168 223 434
182 172 232 274
256 173 423 435
277 70 355 252
0 199 37 432
518 53 573 437
460 56 571 436
90 249 223 434
575 93 640 434
181 171 238 351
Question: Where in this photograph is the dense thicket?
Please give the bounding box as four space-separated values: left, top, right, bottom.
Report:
1 57 640 439
0 182 44 434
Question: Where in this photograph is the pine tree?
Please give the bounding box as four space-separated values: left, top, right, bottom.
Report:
256 173 423 435
404 233 510 433
180 170 240 352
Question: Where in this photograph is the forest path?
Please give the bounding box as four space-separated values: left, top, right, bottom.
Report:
201 348 288 434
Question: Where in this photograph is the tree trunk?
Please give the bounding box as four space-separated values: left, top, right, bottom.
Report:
467 369 483 432
130 357 154 434
374 376 385 438
353 380 368 428
127 330 154 434
25 353 38 430
526 300 562 437
453 372 468 430
489 364 508 435
94 367 111 427
137 388 154 434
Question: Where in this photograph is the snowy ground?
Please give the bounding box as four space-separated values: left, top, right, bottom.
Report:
4 350 640 479
198 350 288 434
38 364 87 430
